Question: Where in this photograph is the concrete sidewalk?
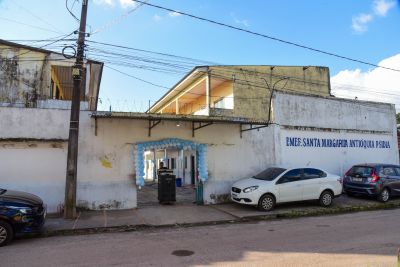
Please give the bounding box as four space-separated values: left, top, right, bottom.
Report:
43 195 400 236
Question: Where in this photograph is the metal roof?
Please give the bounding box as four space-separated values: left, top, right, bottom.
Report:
0 39 103 65
91 111 269 125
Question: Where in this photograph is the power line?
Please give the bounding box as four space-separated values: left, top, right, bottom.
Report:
88 46 205 67
10 1 64 34
10 32 76 59
105 65 170 89
132 0 400 73
91 0 149 35
0 16 63 34
86 40 216 65
0 39 76 43
66 0 80 22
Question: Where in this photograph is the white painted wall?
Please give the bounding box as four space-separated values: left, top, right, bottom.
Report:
273 92 399 176
0 91 397 211
279 129 397 176
0 107 136 213
37 100 89 110
95 118 277 204
0 143 67 213
0 106 277 210
273 92 395 132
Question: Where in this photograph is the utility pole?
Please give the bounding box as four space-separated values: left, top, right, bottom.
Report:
64 0 89 219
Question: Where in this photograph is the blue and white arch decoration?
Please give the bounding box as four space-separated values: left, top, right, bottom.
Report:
135 138 208 187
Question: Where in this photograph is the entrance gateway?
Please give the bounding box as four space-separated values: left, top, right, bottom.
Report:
135 138 208 204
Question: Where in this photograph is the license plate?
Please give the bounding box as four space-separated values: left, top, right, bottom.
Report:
352 177 362 182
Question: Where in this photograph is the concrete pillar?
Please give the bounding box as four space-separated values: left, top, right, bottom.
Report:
206 72 211 112
179 149 184 181
152 149 156 181
164 149 167 168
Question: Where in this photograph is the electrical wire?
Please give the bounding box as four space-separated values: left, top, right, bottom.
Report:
0 16 62 34
86 40 216 65
106 65 170 89
10 1 64 34
9 32 76 59
91 0 149 35
66 0 80 22
131 0 400 73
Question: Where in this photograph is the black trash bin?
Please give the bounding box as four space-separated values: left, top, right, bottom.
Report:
158 169 176 204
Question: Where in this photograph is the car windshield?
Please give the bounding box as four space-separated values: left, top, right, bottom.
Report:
0 188 6 195
253 167 287 181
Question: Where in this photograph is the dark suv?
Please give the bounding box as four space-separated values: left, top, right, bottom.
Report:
343 164 400 202
0 188 46 246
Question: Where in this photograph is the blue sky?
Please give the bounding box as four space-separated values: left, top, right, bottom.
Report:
0 0 399 111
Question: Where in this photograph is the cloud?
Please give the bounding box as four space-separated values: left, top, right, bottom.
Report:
168 11 181 17
231 13 249 27
93 0 115 7
93 0 136 9
373 0 396 16
152 11 180 22
351 0 396 33
352 14 373 33
153 14 162 22
331 54 400 108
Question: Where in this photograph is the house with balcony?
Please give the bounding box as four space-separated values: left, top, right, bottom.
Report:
0 39 103 110
148 65 332 121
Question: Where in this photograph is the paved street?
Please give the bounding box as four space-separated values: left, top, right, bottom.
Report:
1 209 400 267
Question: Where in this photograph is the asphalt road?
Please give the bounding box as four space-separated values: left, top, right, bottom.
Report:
1 209 400 267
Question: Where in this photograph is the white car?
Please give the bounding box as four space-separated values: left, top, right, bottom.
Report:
231 167 342 211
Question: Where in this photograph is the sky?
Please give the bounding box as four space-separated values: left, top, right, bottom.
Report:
0 0 399 111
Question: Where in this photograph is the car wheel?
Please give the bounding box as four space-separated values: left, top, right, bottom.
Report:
378 188 390 203
258 194 275 211
319 190 333 207
0 220 13 247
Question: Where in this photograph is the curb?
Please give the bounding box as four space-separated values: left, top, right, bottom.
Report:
37 201 400 238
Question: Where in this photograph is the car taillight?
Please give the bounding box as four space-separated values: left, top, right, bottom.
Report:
371 169 380 183
342 168 352 183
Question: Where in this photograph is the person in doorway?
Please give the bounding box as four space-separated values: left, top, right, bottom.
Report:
157 161 168 180
159 161 167 170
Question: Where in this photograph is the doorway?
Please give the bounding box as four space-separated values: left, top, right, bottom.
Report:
135 138 207 207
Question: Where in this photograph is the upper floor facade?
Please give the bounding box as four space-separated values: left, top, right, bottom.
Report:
148 65 331 121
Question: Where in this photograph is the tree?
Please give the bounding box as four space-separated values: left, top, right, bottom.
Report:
397 113 400 125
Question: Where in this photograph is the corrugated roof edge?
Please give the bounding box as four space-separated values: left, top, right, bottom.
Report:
91 111 268 125
0 39 103 65
209 65 329 68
